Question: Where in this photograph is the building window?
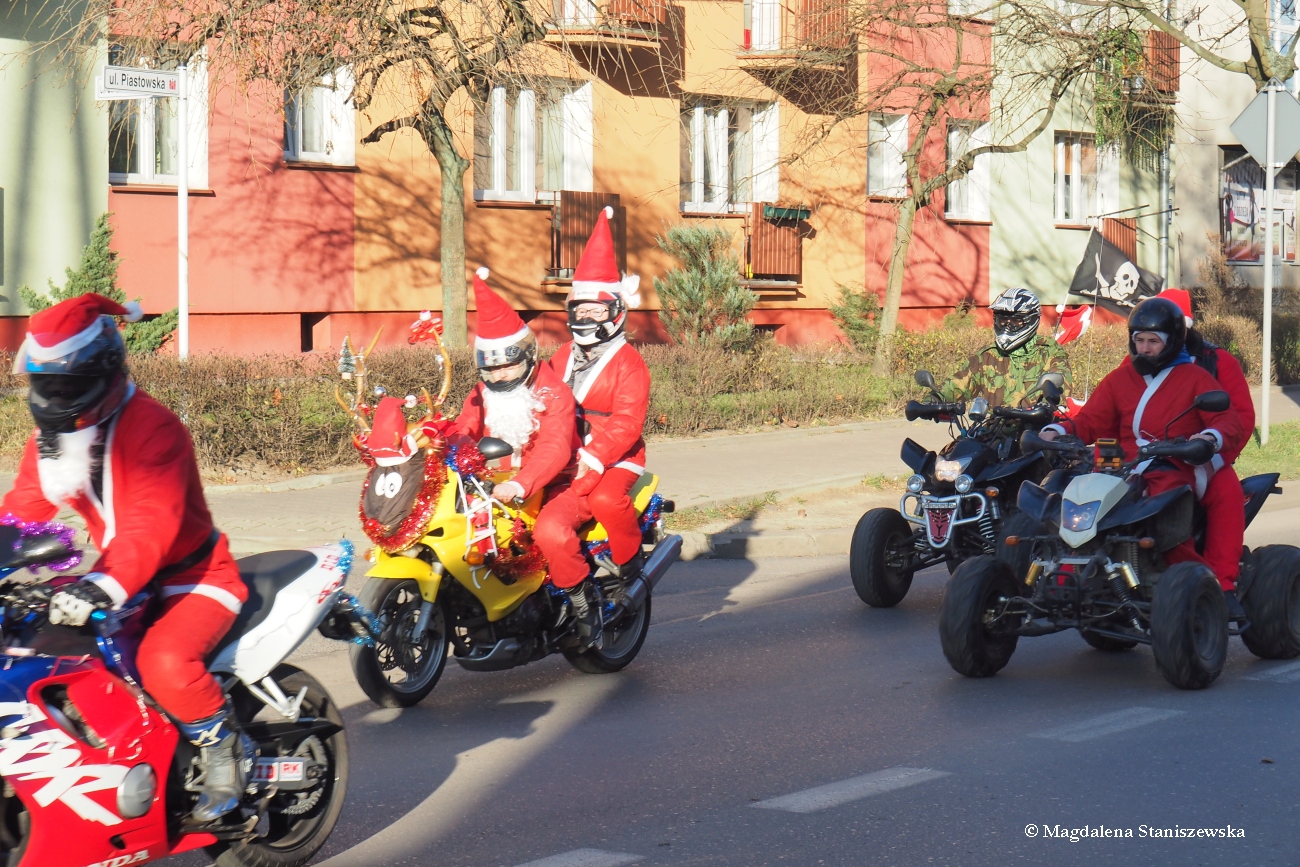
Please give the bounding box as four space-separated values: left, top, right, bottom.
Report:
744 0 782 50
556 0 598 26
945 121 990 221
948 0 983 17
285 69 355 166
679 100 779 213
1054 132 1097 224
474 81 593 203
867 113 908 198
106 47 208 187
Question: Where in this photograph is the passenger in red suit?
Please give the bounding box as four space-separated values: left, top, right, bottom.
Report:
1158 288 1255 611
535 206 651 648
449 268 578 502
1040 297 1245 608
2 294 249 823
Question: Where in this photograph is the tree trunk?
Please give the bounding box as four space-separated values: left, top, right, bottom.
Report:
871 197 920 375
423 109 471 348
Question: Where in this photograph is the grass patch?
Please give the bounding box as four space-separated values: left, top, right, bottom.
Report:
665 492 778 532
1235 422 1300 481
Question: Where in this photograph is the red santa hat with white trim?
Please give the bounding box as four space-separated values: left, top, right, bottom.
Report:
473 267 536 366
367 395 419 466
14 292 143 372
1157 288 1195 328
568 206 641 309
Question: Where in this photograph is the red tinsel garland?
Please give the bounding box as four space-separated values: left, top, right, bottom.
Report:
490 517 548 583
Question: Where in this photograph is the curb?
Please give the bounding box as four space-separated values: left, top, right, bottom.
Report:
207 469 368 495
672 473 899 515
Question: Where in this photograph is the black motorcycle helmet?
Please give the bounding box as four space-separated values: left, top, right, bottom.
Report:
1127 297 1187 376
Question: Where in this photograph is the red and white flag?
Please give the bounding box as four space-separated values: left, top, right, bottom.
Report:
1054 304 1092 345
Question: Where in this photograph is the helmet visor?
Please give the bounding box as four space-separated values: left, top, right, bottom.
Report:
993 312 1036 334
30 374 101 403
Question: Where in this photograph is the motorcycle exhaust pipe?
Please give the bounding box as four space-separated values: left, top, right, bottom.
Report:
643 534 682 590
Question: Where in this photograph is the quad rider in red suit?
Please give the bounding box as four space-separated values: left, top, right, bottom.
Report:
1040 297 1245 608
535 206 651 648
1158 288 1255 615
1 294 250 823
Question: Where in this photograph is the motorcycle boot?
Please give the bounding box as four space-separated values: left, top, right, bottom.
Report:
180 701 255 823
566 580 604 649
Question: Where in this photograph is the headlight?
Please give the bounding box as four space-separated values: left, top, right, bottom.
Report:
1061 499 1102 532
955 475 974 494
934 459 963 482
907 474 925 493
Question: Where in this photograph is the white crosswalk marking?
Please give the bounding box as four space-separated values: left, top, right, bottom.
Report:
514 849 642 867
1244 659 1300 683
1031 707 1183 743
751 767 951 814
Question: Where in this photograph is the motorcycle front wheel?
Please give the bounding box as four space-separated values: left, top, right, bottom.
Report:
350 578 450 708
210 664 348 867
565 591 652 674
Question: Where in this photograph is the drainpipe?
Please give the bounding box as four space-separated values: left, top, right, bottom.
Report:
1159 145 1170 285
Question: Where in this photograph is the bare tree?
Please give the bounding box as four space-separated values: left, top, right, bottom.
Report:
31 0 558 347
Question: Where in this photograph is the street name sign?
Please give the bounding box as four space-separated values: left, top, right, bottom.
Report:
102 66 180 96
1230 87 1300 173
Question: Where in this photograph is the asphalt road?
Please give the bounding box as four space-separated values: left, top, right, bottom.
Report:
161 499 1300 866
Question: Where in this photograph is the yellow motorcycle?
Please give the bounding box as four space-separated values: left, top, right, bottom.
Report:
329 323 682 708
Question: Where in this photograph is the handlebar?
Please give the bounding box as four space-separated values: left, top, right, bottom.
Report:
992 405 1054 425
905 400 965 422
1138 438 1217 466
1019 429 1086 455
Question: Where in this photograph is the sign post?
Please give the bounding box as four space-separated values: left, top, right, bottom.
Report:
97 65 190 359
1230 81 1300 445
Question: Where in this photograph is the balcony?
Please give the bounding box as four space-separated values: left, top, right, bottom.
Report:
743 202 807 294
738 0 854 73
1145 30 1180 94
547 0 670 47
544 190 627 289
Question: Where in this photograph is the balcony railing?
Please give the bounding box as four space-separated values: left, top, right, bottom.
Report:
1102 217 1138 263
745 202 804 286
552 0 669 38
547 191 627 283
1146 30 1180 93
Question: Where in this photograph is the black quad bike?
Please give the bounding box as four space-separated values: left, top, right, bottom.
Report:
849 370 1065 607
940 390 1300 690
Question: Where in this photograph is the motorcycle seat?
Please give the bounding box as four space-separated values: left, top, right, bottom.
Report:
207 550 319 663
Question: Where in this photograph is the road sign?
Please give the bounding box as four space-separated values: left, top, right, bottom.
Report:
1231 87 1300 174
101 65 180 97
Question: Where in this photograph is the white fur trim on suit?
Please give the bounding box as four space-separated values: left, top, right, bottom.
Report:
474 324 531 351
1043 423 1067 437
613 460 645 475
160 583 244 614
578 448 604 474
85 572 129 608
570 336 628 403
1133 367 1174 446
1199 429 1224 451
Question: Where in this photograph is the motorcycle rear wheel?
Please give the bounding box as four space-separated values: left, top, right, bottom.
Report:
350 578 450 708
565 592 652 673
209 664 349 867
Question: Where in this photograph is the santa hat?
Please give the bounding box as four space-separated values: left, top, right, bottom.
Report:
1157 288 1195 327
368 396 419 466
1054 304 1092 345
16 293 143 370
570 206 641 308
472 267 530 352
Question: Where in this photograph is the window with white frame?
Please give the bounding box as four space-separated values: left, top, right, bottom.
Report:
473 81 593 202
867 112 908 198
744 0 781 50
945 121 990 221
556 0 597 27
285 70 355 166
1054 131 1097 224
679 100 779 212
107 47 208 187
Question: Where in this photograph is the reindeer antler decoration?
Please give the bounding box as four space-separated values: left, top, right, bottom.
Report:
336 328 384 432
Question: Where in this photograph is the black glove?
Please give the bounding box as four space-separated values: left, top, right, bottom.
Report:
48 581 113 627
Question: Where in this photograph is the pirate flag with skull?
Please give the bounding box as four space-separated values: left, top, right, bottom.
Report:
1066 228 1163 312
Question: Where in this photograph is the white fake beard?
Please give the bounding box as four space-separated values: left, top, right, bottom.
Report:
37 426 102 504
482 384 544 451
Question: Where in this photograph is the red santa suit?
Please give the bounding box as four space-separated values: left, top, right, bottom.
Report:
535 207 651 588
450 269 578 500
4 385 244 724
1046 356 1245 582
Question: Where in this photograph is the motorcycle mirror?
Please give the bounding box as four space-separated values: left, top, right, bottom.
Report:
968 397 989 421
1193 390 1230 413
477 437 513 461
914 370 938 392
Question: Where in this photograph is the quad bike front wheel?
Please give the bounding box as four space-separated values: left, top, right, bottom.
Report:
210 664 349 867
1151 562 1228 690
939 555 1019 678
849 509 917 607
350 578 450 708
1240 545 1300 660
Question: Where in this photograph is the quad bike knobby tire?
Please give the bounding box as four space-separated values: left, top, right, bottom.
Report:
1150 562 1228 690
1241 545 1300 660
850 509 916 607
995 510 1044 588
939 555 1019 677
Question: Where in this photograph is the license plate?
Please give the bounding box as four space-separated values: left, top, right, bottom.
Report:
926 507 955 545
254 759 305 783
